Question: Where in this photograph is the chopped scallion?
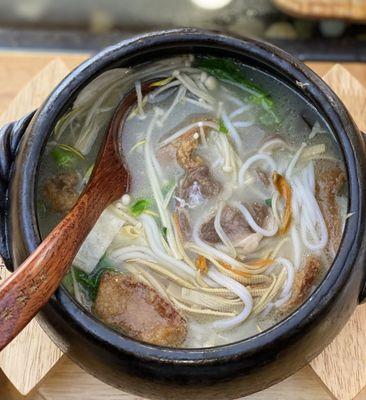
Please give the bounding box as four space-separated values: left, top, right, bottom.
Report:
72 261 115 301
196 56 280 126
129 198 151 217
51 143 85 168
162 227 168 242
218 119 228 134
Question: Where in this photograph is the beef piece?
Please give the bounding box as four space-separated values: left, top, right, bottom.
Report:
200 214 220 244
315 159 346 256
157 117 211 164
93 272 187 347
256 167 270 187
176 208 191 240
283 256 321 313
157 142 177 164
221 206 252 241
247 202 268 227
176 130 202 171
160 119 221 208
178 165 221 206
200 205 259 244
43 171 79 213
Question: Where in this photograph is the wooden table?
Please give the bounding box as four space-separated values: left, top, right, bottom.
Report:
0 51 365 400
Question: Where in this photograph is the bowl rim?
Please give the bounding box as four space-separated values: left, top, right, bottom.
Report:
14 28 365 362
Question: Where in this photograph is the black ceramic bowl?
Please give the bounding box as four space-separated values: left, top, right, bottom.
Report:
1 28 365 399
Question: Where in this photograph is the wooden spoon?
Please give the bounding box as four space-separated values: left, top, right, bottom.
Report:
0 83 153 350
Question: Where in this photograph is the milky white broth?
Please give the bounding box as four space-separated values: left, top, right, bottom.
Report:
36 54 347 348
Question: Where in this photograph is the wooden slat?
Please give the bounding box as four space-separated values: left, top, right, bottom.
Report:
0 52 87 115
309 63 366 400
36 358 331 400
273 0 366 22
0 59 73 395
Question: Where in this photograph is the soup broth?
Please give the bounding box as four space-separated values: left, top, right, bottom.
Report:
37 54 347 348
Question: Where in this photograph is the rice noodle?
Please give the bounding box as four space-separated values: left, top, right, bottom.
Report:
229 104 251 119
276 257 295 296
292 176 328 251
208 269 253 330
238 153 276 185
233 201 278 237
291 225 302 270
285 142 307 178
214 201 237 258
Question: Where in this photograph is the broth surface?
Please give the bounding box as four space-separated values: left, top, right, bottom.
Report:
37 54 348 348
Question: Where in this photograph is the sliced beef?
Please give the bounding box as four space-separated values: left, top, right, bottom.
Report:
200 214 221 244
200 203 268 244
256 167 270 187
93 272 187 347
176 208 191 240
157 118 211 164
283 256 321 313
43 171 79 213
247 202 268 227
177 165 221 207
160 120 221 208
315 159 346 256
176 129 202 171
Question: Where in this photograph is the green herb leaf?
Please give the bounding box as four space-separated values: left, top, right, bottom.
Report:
162 227 168 242
51 144 85 168
265 198 272 207
197 57 266 98
72 259 116 301
218 119 228 134
196 56 280 126
51 147 74 168
130 198 151 217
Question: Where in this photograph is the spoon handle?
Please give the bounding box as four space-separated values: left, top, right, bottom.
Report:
0 185 110 350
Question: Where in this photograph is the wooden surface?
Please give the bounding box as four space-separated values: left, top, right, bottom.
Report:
310 64 366 400
273 0 366 22
0 59 70 395
0 51 366 400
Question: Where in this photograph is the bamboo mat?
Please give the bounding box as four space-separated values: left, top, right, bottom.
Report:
0 51 365 400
